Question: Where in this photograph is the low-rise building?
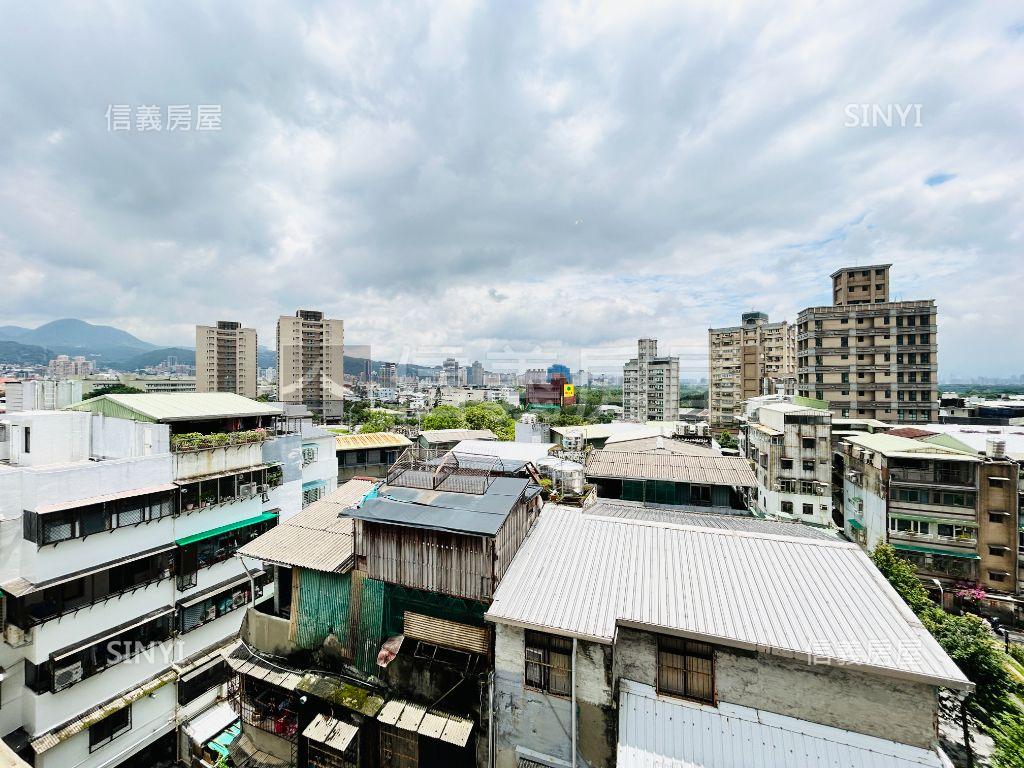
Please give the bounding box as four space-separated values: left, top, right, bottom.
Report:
229 454 545 768
334 432 413 481
838 431 1020 614
417 429 497 452
739 396 834 526
585 449 756 509
4 379 83 411
485 502 971 768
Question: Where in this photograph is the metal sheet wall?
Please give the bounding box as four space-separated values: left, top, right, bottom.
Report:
295 569 352 650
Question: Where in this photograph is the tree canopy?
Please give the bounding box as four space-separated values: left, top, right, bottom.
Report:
464 402 514 440
421 404 467 431
360 411 396 433
88 383 144 397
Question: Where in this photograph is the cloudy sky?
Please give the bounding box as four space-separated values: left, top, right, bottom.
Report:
1 2 1022 378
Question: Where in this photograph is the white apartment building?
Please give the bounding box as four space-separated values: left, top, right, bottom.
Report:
0 394 337 768
4 380 83 412
196 320 258 398
485 387 520 408
739 396 834 527
623 338 679 422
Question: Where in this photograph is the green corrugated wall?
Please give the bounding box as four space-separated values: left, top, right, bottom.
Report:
353 577 489 675
295 570 352 650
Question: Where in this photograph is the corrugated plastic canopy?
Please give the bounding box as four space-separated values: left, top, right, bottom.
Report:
69 392 282 422
175 511 277 546
238 478 373 572
335 432 413 450
617 680 948 768
418 429 496 444
485 504 971 690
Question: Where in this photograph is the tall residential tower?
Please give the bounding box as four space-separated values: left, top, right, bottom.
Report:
623 338 679 422
708 312 797 427
796 265 938 423
276 310 344 421
195 320 258 397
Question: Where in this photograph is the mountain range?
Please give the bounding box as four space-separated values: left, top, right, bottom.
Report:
0 318 438 377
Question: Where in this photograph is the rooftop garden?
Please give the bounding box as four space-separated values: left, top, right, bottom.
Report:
171 428 269 452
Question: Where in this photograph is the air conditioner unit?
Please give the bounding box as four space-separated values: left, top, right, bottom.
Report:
239 482 257 498
4 624 26 647
54 661 83 689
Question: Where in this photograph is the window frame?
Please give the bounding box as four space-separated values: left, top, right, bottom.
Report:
656 635 715 704
524 630 572 697
89 705 132 752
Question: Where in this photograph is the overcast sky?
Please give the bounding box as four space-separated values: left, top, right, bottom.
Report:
1 2 1022 377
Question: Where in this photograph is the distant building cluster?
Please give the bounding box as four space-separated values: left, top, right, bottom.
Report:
46 354 93 378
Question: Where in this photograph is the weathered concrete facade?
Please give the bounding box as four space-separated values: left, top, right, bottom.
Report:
493 622 943 768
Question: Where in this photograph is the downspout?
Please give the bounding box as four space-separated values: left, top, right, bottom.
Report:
488 670 495 768
571 638 577 768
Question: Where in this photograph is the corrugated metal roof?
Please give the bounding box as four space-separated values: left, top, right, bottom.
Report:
335 432 413 450
550 423 651 440
238 478 374 572
69 392 282 422
586 451 757 488
419 429 497 444
599 436 719 456
376 700 473 747
842 432 979 461
452 440 555 462
348 477 534 536
403 611 490 655
33 483 177 514
485 505 970 689
922 423 1024 460
586 501 840 541
303 713 359 753
617 680 947 768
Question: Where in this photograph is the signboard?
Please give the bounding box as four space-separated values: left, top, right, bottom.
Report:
563 384 575 398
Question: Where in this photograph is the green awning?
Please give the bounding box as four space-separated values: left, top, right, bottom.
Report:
176 512 278 547
848 518 865 531
891 542 980 560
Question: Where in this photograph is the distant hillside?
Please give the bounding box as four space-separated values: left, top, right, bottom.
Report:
15 319 155 351
344 356 439 379
0 340 50 365
0 325 29 340
257 346 277 370
114 347 196 370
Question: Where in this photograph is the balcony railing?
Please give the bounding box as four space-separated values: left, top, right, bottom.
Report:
171 429 269 453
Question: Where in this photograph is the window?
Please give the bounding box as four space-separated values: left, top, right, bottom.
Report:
989 512 1008 524
780 459 793 470
890 518 929 535
780 501 794 514
801 438 815 449
989 572 1008 583
89 705 131 752
525 631 571 695
178 660 231 705
23 427 31 453
657 636 714 703
802 504 813 515
988 546 1006 557
802 460 815 472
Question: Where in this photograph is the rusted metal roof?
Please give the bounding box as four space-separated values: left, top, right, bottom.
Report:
335 432 413 451
403 611 490 655
377 700 473 747
303 713 359 753
586 450 757 488
237 478 374 572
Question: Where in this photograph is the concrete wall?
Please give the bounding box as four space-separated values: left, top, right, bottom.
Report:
493 624 614 768
612 626 939 750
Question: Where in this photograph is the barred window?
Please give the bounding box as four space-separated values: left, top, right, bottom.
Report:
657 636 715 703
525 630 571 695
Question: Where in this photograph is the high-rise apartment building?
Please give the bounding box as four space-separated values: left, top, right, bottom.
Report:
470 360 485 387
796 265 938 424
708 312 797 427
276 310 344 421
442 357 460 387
623 338 679 422
195 320 258 397
380 361 398 389
46 355 93 378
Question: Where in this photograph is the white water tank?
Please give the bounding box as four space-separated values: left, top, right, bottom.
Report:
986 438 1007 458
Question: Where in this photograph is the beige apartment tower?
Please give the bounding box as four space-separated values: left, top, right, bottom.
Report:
797 264 938 423
709 312 797 427
195 320 258 397
276 310 344 420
